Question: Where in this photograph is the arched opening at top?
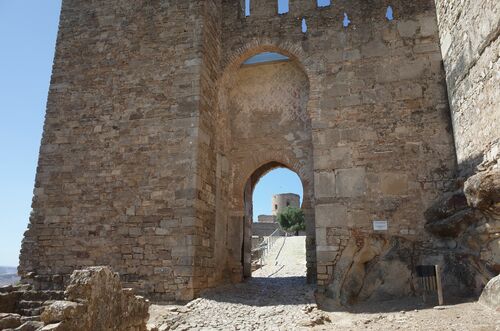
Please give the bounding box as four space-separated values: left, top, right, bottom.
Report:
252 167 303 221
242 52 290 66
215 43 316 285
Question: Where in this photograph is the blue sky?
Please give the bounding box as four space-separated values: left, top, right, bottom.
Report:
0 0 62 266
0 0 302 267
252 168 303 219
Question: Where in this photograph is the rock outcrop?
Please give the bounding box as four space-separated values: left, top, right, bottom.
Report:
0 267 149 331
41 266 150 331
0 312 22 329
325 235 416 306
424 140 500 294
0 289 20 313
479 274 500 311
465 168 500 215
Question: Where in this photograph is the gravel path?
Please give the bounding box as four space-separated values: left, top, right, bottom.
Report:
148 236 500 331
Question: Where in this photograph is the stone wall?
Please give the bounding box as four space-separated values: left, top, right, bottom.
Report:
219 0 456 303
21 0 465 304
20 0 210 301
257 215 275 223
434 0 499 176
427 0 500 296
252 222 280 237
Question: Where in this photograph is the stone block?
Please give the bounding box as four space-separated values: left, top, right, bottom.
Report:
335 168 366 198
314 171 336 198
316 250 338 263
0 313 22 329
0 292 20 313
314 147 352 170
418 16 438 37
397 20 419 38
347 210 369 227
380 173 408 195
316 204 348 228
41 301 85 324
316 227 327 246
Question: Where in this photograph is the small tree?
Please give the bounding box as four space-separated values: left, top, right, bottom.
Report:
277 207 305 235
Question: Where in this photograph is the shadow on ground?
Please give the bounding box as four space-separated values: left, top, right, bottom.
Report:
189 275 480 313
197 276 315 307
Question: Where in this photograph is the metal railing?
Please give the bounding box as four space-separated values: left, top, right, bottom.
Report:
251 228 287 270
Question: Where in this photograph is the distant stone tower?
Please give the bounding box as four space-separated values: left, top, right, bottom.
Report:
272 193 300 216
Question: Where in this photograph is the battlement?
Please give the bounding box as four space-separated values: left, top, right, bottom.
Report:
235 0 417 20
243 0 335 17
222 0 436 39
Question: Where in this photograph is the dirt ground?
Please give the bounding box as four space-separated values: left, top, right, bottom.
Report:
147 237 499 330
147 290 499 331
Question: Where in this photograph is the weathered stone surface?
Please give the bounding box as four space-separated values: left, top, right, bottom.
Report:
325 235 416 306
40 323 62 331
0 285 14 293
479 274 500 311
0 291 20 313
0 313 22 329
314 172 335 198
335 168 366 198
48 267 150 331
425 209 479 237
15 320 45 331
424 190 469 222
435 0 500 176
379 173 408 196
40 301 84 324
464 168 500 212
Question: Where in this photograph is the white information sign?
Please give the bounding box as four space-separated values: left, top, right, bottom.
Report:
373 220 388 231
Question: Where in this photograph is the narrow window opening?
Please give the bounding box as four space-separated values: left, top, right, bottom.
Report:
386 6 394 21
275 204 278 210
245 0 250 17
278 0 289 14
317 0 331 7
286 201 290 207
302 18 308 33
343 12 351 27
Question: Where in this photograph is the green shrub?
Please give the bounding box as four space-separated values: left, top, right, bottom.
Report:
277 207 305 234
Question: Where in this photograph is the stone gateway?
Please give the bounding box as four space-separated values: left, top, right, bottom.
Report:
19 0 499 304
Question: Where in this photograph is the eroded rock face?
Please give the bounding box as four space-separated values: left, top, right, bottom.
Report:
425 209 479 238
423 140 500 294
327 235 415 306
0 312 22 329
479 274 500 311
16 320 45 331
41 300 85 325
0 291 20 313
464 168 500 214
424 191 469 223
43 266 150 331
